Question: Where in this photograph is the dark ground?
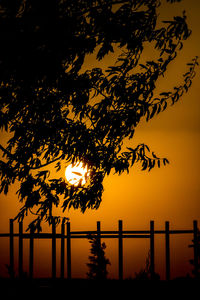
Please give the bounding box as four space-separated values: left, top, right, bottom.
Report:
0 278 199 298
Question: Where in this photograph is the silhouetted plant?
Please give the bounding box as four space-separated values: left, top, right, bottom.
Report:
5 264 15 279
87 235 110 280
189 230 200 279
134 251 160 280
5 264 28 279
0 0 198 229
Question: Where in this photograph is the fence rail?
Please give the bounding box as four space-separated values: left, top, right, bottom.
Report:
0 219 199 280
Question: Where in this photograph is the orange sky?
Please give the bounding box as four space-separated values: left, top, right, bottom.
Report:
0 0 200 279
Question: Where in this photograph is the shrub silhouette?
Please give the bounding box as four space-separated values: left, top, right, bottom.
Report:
189 229 200 278
87 235 110 280
134 251 160 280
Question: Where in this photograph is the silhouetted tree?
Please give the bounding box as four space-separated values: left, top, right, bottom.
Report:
189 230 200 279
0 0 198 229
87 235 110 279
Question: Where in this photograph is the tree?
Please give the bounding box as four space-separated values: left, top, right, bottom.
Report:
189 229 200 279
87 235 110 279
0 0 198 230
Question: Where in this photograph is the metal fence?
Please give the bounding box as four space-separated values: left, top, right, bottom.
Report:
0 219 199 280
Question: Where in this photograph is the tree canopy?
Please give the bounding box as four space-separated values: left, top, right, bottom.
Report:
0 0 198 230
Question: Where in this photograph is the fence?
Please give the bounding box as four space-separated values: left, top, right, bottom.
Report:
0 219 199 280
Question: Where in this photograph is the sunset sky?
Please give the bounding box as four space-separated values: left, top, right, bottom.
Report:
0 0 200 279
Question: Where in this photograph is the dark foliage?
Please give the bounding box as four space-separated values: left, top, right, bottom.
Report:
0 0 198 229
134 250 160 280
189 230 200 278
87 235 110 279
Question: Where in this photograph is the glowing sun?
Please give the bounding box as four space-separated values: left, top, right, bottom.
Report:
65 162 90 186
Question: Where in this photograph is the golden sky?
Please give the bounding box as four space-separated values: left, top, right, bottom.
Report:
0 0 200 279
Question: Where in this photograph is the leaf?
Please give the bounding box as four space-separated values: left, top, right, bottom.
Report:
160 92 170 96
157 104 161 114
146 109 150 122
162 101 168 111
144 145 150 152
139 64 148 70
36 170 50 179
150 104 157 119
152 152 158 159
4 182 8 195
131 152 136 166
129 129 135 139
55 161 61 171
141 160 148 171
184 84 188 92
163 158 169 165
127 147 135 152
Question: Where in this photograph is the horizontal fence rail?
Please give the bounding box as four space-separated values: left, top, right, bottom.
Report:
0 219 199 280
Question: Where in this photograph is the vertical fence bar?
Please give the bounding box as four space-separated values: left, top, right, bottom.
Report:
18 221 23 278
118 220 123 280
165 221 170 280
29 228 34 279
193 220 198 278
67 222 71 279
9 219 14 278
97 221 101 245
150 220 155 279
60 221 65 279
52 220 56 279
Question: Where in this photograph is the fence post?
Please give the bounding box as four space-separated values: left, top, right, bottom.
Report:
9 219 14 278
29 227 34 279
52 219 56 279
165 221 170 280
97 221 101 246
60 221 65 279
19 221 23 278
193 220 198 278
67 222 71 279
150 220 155 279
118 220 123 280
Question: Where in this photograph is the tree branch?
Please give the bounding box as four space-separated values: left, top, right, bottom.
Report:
0 144 13 158
0 143 63 171
30 155 63 170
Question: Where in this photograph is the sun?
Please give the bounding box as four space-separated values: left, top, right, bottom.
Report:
65 162 90 186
